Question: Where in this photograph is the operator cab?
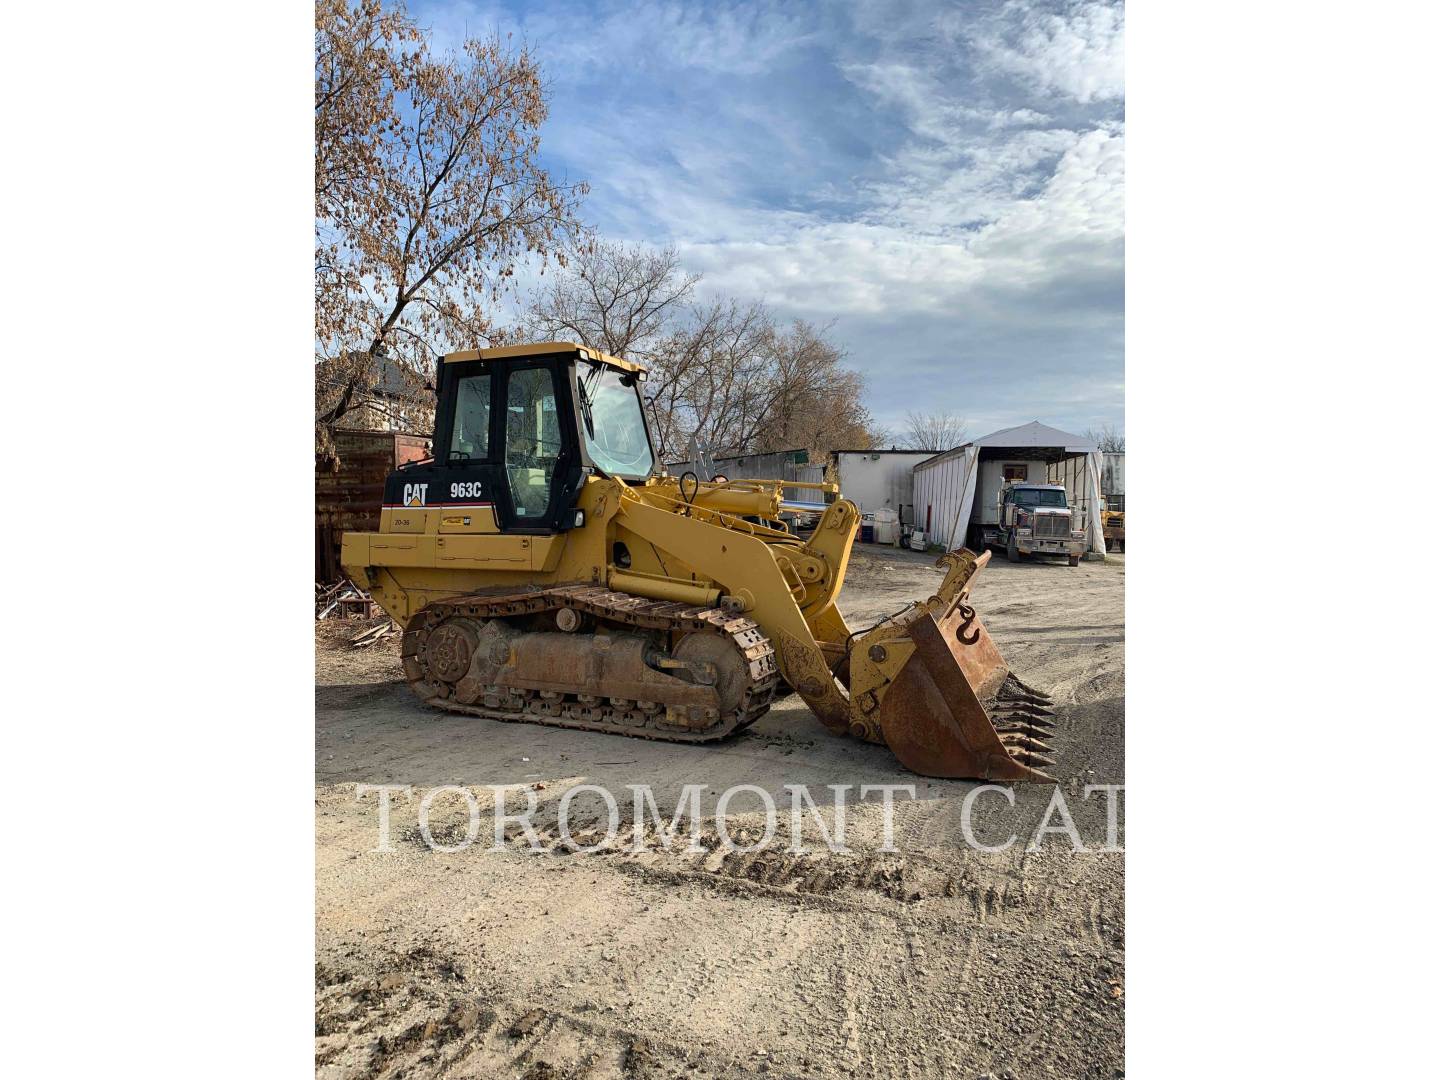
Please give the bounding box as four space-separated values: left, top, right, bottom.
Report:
383 342 656 534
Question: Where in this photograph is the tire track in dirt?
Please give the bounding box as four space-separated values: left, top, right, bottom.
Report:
317 948 709 1080
378 803 1119 946
316 544 1127 1079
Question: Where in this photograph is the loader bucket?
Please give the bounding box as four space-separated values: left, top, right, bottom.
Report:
872 555 1058 783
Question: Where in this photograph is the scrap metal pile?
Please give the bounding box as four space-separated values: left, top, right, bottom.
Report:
316 579 378 620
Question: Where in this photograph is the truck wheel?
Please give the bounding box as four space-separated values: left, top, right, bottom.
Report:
1068 554 1081 566
1007 535 1020 563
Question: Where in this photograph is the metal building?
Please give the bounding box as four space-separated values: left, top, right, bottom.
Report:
1101 451 1125 500
912 422 1109 555
826 450 938 524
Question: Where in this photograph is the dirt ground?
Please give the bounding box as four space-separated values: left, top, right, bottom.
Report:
315 545 1125 1080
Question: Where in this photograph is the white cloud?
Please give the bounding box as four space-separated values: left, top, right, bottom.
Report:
414 0 1126 435
424 0 821 76
968 1 1126 105
678 126 1122 322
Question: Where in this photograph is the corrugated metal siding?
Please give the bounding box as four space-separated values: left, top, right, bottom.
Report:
1101 452 1125 495
913 448 974 550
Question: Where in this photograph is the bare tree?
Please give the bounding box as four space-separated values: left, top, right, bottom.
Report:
645 299 775 461
525 239 883 461
1085 423 1125 452
315 0 420 431
526 240 698 359
316 9 587 451
315 0 418 216
749 321 877 453
898 410 968 451
646 308 879 460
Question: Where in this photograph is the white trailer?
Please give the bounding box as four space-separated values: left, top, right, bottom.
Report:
971 458 1052 527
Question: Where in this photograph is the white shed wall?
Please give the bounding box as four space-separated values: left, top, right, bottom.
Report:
833 452 936 521
913 448 978 550
1046 454 1107 554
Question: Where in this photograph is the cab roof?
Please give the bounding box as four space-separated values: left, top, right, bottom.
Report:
442 341 646 374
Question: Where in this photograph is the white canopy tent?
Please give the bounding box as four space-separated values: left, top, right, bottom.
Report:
912 421 1109 556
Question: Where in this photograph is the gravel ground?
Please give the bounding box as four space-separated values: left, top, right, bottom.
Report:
315 545 1125 1079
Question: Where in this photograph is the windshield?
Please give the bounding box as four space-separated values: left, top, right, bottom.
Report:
1012 488 1067 509
578 362 655 478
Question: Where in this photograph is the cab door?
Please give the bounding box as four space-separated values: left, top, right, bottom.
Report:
429 354 585 535
493 360 587 533
428 361 504 533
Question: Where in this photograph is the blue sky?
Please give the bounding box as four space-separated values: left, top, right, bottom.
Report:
412 0 1124 440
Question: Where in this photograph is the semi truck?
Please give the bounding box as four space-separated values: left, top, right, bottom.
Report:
975 481 1087 566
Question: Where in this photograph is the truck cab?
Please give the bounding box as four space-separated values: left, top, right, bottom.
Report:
981 482 1087 566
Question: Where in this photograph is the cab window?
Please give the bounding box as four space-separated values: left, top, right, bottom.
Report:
505 367 561 518
448 373 491 462
578 362 654 478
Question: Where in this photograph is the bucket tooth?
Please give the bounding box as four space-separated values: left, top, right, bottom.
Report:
1002 736 1052 755
994 711 1053 732
1011 712 1053 727
998 674 1052 707
997 723 1049 741
996 704 1043 721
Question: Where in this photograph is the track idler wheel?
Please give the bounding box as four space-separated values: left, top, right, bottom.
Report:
423 619 481 685
670 631 750 716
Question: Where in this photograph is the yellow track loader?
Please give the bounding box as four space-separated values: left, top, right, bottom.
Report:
342 343 1056 781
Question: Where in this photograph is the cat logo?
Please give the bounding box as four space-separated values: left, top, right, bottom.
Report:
402 482 429 507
